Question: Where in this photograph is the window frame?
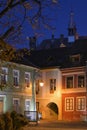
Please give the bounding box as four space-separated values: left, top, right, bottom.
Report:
76 96 86 111
50 78 56 93
65 97 74 111
70 54 80 62
66 76 74 89
25 72 30 88
13 69 19 87
1 67 8 85
25 99 31 111
13 98 20 112
78 75 85 88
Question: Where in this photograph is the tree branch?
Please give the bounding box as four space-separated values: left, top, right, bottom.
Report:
1 26 14 39
0 0 27 18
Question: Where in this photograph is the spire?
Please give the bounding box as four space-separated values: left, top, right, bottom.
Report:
69 11 75 28
68 10 78 43
68 10 77 36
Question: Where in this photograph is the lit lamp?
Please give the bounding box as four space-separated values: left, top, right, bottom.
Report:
39 80 44 87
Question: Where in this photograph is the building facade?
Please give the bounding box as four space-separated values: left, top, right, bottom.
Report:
36 68 62 120
61 66 87 121
35 65 87 121
0 60 38 120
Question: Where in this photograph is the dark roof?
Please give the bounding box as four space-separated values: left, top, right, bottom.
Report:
27 47 69 68
27 38 87 69
39 37 69 49
14 37 87 69
11 49 39 69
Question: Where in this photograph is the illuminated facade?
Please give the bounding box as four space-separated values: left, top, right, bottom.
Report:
0 60 38 118
61 66 87 121
36 68 62 120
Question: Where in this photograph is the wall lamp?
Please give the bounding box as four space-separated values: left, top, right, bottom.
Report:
39 80 44 87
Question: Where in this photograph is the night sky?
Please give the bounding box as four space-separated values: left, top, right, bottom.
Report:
18 0 87 48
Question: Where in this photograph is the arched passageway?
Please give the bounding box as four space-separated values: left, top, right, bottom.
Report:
47 102 58 114
43 102 58 120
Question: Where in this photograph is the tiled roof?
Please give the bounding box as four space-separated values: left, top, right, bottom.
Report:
27 38 87 69
14 37 87 69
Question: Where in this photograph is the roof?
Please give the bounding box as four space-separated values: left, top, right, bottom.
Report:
11 49 39 69
13 37 87 69
27 38 87 69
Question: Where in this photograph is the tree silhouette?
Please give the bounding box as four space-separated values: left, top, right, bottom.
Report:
0 0 59 47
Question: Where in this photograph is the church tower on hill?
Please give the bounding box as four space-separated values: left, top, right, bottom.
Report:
68 10 78 43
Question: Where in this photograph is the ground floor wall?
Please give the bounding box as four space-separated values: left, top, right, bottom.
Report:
36 98 62 121
0 92 34 116
62 92 87 121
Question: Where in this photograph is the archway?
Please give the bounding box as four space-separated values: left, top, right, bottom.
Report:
44 102 59 120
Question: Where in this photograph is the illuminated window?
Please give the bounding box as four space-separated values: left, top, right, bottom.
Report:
76 97 86 111
50 79 56 93
65 97 74 111
13 69 19 87
1 67 8 85
25 99 30 111
78 75 85 88
66 76 73 88
13 98 20 112
25 72 30 88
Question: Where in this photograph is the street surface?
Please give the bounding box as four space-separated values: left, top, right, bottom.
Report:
23 119 87 130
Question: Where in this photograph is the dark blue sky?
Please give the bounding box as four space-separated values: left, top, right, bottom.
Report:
20 0 87 48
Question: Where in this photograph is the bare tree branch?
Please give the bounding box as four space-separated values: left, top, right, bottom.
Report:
1 26 14 39
0 0 59 46
0 0 27 18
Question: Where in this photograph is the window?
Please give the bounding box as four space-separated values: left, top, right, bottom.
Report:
1 67 8 85
78 75 85 88
13 98 20 112
66 76 73 88
13 70 19 87
36 80 39 94
50 79 56 93
76 97 86 111
25 72 30 88
65 97 74 111
25 99 30 111
70 54 80 62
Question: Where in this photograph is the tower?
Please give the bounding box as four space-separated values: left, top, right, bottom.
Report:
68 10 77 43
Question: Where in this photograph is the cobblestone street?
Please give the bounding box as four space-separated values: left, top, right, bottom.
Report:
23 119 87 130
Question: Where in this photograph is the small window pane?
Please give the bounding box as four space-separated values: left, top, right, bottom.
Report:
65 98 74 111
78 75 85 88
50 79 56 93
13 70 19 87
77 97 85 110
25 72 30 88
66 77 73 88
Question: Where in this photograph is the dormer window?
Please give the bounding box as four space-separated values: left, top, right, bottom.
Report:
70 54 80 63
60 43 66 48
